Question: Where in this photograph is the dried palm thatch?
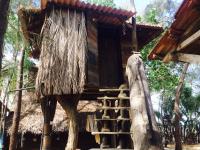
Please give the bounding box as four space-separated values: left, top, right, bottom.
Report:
8 92 99 134
36 8 87 97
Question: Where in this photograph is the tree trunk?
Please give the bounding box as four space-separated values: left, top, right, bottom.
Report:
126 53 163 150
58 95 79 150
0 0 10 74
173 63 189 150
9 48 25 150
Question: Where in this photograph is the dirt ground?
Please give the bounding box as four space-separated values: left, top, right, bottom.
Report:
164 144 200 150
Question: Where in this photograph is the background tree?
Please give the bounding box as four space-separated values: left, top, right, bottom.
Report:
140 0 200 147
86 0 115 7
0 0 10 74
143 0 180 27
0 0 35 149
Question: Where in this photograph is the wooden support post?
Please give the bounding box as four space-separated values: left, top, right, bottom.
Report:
41 96 57 150
131 17 138 52
102 100 110 119
101 99 111 148
57 95 79 150
20 133 24 150
100 135 110 149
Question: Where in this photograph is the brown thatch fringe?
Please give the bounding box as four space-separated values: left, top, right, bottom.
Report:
36 8 87 97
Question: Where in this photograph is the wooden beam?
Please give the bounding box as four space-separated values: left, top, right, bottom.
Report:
176 53 200 64
181 17 200 38
163 53 174 63
162 52 200 64
177 29 200 51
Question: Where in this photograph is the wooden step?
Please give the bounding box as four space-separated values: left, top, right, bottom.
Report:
95 118 130 121
97 96 129 100
97 107 130 110
99 89 129 92
90 148 133 150
91 132 132 135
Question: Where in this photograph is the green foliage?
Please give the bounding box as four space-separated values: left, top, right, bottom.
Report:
5 12 22 50
141 1 200 126
140 37 180 92
86 0 115 7
24 49 34 71
144 8 158 24
181 86 200 118
143 0 180 26
1 0 33 91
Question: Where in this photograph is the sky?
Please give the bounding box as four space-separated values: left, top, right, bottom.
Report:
115 0 184 16
115 0 152 15
134 0 152 15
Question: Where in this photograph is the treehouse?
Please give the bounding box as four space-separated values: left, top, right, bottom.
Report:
18 0 163 149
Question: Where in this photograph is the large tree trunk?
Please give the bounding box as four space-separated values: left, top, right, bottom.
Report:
9 48 25 150
126 53 163 150
173 63 189 150
0 0 10 74
58 95 79 150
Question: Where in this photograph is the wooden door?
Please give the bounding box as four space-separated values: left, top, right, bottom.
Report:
98 26 123 88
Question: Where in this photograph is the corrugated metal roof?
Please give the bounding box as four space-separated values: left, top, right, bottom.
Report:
136 23 163 49
41 0 135 20
149 0 200 60
136 23 162 29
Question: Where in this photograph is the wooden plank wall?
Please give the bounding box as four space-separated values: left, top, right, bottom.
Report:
86 18 99 87
120 27 133 71
98 26 123 88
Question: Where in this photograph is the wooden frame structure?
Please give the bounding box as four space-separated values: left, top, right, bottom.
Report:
149 0 200 64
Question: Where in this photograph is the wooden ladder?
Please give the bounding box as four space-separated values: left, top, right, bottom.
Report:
92 88 133 149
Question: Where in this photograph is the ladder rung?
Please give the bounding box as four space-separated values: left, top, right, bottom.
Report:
95 118 130 121
97 107 130 110
99 89 129 92
91 132 132 135
97 96 129 100
90 148 133 150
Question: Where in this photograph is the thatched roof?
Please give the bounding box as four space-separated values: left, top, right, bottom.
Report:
8 92 99 134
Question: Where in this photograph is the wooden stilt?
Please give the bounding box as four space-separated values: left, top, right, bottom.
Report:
58 95 79 150
41 96 57 150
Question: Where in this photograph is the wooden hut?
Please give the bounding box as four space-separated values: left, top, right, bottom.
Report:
6 92 100 150
19 3 163 92
17 0 163 149
149 0 200 63
0 101 13 149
